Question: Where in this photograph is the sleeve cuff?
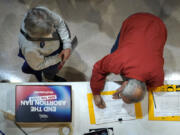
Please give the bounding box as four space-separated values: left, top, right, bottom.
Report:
91 87 102 95
92 91 101 95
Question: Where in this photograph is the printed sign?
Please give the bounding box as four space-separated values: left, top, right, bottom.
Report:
15 85 72 122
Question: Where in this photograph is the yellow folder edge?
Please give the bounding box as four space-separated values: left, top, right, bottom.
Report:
149 85 180 121
87 90 143 124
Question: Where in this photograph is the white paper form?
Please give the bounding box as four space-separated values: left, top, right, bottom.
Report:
93 95 136 124
154 92 180 117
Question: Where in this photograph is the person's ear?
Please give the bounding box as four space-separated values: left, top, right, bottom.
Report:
116 81 128 93
121 81 128 90
112 81 128 99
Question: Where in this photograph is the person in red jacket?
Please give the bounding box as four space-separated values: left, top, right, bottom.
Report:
90 13 167 108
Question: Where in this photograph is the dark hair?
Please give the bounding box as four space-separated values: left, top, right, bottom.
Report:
24 7 54 36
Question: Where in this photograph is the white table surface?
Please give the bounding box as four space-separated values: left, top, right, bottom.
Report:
0 81 180 135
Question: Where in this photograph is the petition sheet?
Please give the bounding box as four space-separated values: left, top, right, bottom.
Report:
93 95 136 124
154 92 180 117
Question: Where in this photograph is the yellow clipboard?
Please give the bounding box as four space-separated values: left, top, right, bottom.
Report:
87 90 143 124
149 85 180 121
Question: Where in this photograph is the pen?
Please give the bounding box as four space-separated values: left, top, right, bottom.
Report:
152 91 156 109
118 118 123 121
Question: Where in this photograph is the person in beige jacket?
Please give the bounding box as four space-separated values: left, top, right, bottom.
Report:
18 6 72 82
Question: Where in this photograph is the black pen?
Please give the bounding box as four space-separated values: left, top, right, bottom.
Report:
118 118 123 121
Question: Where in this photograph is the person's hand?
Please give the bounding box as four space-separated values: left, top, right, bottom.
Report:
112 87 123 99
59 48 71 64
93 95 106 109
112 81 128 99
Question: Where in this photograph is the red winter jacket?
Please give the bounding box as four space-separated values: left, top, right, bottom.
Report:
90 13 167 95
